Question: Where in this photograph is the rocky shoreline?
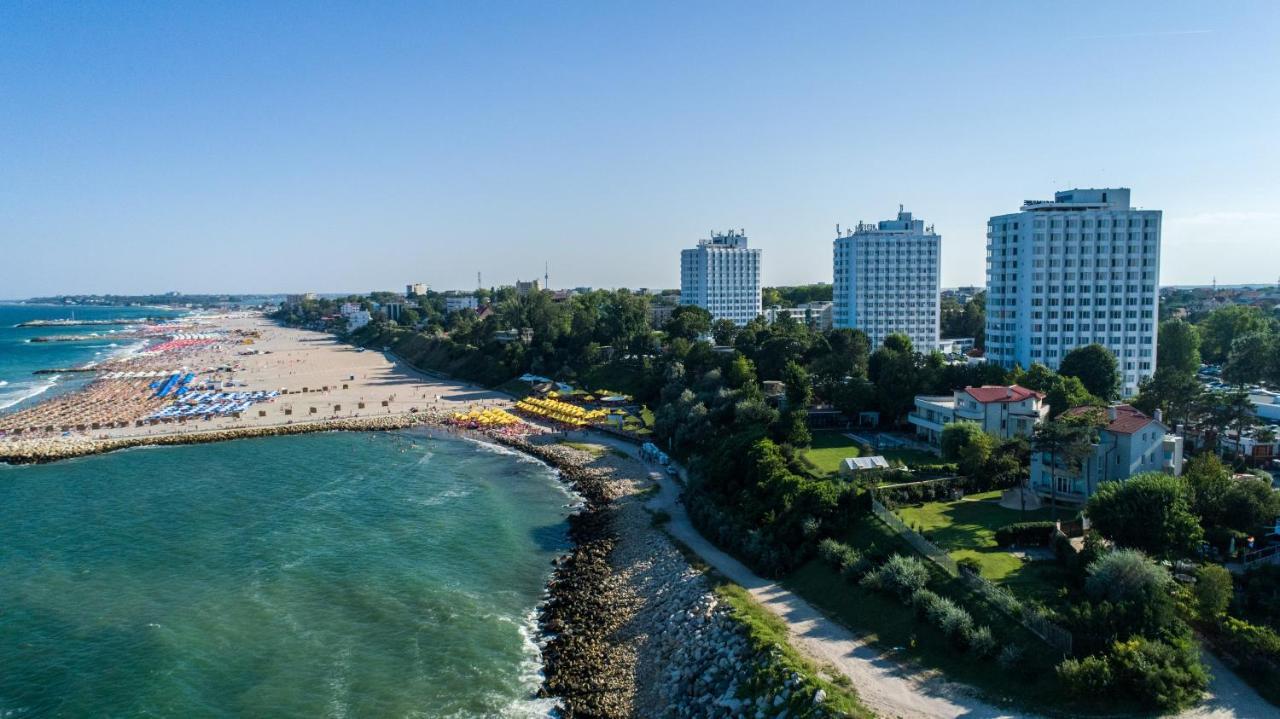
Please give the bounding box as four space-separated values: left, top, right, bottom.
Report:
500 434 850 719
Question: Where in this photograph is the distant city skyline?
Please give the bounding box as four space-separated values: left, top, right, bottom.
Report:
3 2 1278 297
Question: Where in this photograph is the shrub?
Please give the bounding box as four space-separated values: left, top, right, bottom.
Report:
817 538 861 571
997 644 1023 670
994 521 1057 547
934 602 975 648
1085 548 1172 605
967 625 998 657
1192 564 1233 620
911 588 944 619
1216 616 1280 659
839 554 873 581
956 556 982 575
1057 654 1114 697
860 554 929 602
1060 637 1208 711
1107 636 1208 711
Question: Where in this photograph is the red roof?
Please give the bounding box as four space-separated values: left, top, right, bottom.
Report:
963 385 1044 404
1066 404 1155 435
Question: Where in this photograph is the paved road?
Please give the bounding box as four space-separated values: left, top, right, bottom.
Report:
587 432 1271 719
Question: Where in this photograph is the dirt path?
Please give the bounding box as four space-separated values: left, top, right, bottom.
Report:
580 432 1272 719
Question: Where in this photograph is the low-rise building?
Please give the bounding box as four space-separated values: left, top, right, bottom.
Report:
515 279 542 296
648 302 676 329
938 337 976 355
346 310 372 332
406 283 428 297
764 302 834 331
381 302 404 322
909 385 1049 446
445 295 480 313
1030 404 1183 505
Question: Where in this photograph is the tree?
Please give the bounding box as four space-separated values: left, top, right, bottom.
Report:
780 360 813 410
1033 413 1101 517
1223 332 1275 386
1209 388 1257 453
1221 477 1280 535
1017 363 1060 393
665 305 712 341
711 318 739 346
725 353 757 390
1157 319 1201 377
1059 344 1120 400
1133 368 1204 428
1086 473 1204 557
1193 564 1234 620
1200 305 1270 364
941 421 986 462
869 336 920 425
1184 453 1233 529
1045 375 1097 419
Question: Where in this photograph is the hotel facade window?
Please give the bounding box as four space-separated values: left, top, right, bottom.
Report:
832 207 941 351
679 229 762 327
984 189 1161 396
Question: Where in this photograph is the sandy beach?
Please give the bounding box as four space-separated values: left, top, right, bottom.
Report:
0 312 511 462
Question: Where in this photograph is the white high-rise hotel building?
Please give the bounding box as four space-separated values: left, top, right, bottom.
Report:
679 229 762 326
985 188 1160 396
833 207 940 351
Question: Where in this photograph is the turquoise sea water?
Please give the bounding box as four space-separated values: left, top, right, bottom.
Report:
0 431 573 717
0 304 183 413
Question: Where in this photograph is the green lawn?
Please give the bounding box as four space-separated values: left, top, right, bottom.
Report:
803 431 943 476
801 431 863 475
895 490 1055 586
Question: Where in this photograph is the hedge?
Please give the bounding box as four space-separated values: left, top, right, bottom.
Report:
994 521 1057 547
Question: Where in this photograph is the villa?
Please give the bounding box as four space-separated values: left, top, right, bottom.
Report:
908 384 1049 446
1030 404 1184 505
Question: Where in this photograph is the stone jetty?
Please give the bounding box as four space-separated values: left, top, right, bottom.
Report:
0 413 435 464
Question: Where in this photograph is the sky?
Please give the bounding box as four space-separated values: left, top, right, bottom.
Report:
2 1 1278 297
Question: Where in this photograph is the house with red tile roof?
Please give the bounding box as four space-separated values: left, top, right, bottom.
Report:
1030 404 1184 504
909 384 1049 446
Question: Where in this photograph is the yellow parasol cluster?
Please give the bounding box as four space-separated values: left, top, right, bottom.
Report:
451 407 520 427
515 397 608 427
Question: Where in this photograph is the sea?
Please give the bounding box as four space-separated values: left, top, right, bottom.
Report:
0 304 184 413
0 305 574 718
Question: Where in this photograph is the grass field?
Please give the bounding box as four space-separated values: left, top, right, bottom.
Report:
895 490 1058 588
802 430 863 475
803 431 942 476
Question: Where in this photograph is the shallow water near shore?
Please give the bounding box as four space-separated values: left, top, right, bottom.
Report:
0 430 573 717
0 304 182 412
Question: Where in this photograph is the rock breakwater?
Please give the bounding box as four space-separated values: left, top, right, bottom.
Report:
0 414 435 465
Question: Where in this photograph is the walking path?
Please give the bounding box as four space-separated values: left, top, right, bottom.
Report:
583 431 1272 719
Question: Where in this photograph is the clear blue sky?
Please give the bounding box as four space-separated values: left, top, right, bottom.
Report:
2 1 1278 297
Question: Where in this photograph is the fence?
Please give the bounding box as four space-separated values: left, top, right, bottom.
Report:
870 493 1073 656
1243 544 1280 569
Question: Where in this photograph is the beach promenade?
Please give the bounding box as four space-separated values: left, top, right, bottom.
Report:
0 313 510 462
